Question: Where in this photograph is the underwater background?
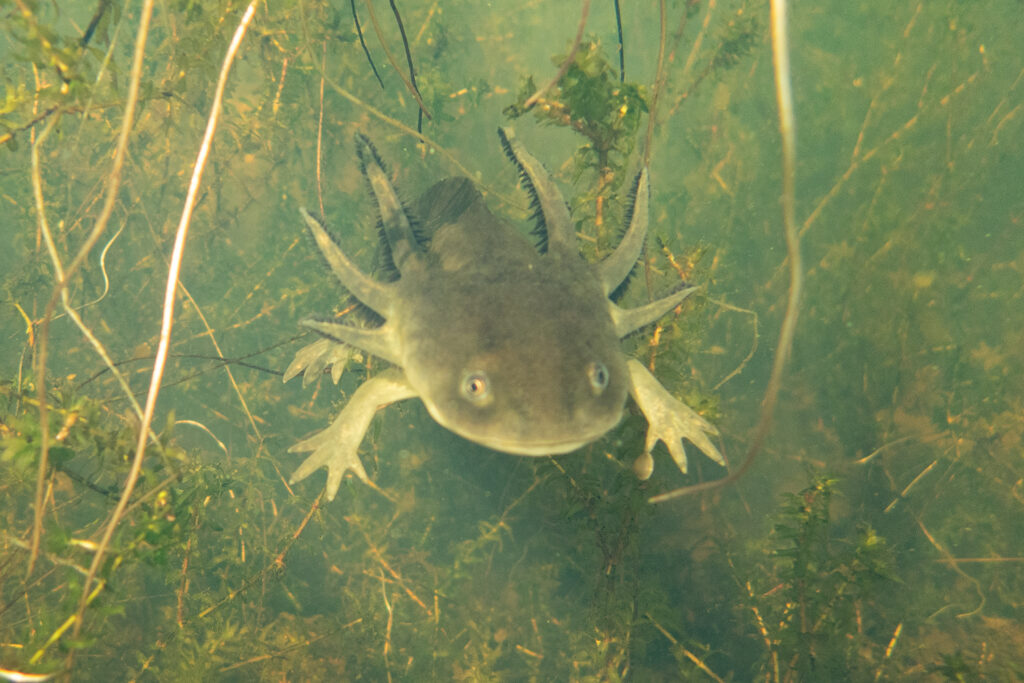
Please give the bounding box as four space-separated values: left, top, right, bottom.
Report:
1 0 1021 680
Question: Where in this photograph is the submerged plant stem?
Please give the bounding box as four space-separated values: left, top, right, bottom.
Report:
651 0 803 503
70 0 259 642
642 0 667 167
362 0 431 124
351 0 384 89
28 0 155 576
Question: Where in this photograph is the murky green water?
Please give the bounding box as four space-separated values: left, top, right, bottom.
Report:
1 1 1021 679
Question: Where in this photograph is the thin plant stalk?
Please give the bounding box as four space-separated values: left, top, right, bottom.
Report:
642 0 667 167
387 0 426 132
351 0 385 89
69 0 259 642
651 0 803 503
362 0 431 122
28 0 154 576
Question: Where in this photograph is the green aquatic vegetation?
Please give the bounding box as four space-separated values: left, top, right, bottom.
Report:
506 40 648 178
929 650 977 682
1 0 1022 679
0 380 235 670
505 39 648 252
1 3 103 133
745 477 897 680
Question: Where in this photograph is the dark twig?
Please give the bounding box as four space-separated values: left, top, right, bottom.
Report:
613 0 625 82
76 338 302 391
80 0 112 48
351 0 385 89
387 0 425 133
362 0 432 126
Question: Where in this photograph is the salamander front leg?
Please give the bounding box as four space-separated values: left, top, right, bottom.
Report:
626 359 724 480
288 368 417 500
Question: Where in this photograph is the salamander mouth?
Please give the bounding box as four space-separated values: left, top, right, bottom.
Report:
419 393 625 457
444 419 622 457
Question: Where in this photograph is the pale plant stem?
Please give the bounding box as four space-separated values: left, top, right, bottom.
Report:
69 0 259 642
28 114 60 579
651 0 803 503
30 170 155 444
28 0 156 577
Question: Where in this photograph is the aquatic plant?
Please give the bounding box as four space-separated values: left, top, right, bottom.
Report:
1 0 1021 680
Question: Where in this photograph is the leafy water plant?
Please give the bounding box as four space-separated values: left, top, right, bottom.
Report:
2 0 1022 680
742 476 898 680
0 377 233 672
506 39 647 179
505 39 648 249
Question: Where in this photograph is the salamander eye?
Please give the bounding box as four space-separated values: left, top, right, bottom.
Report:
461 372 491 403
587 362 609 395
